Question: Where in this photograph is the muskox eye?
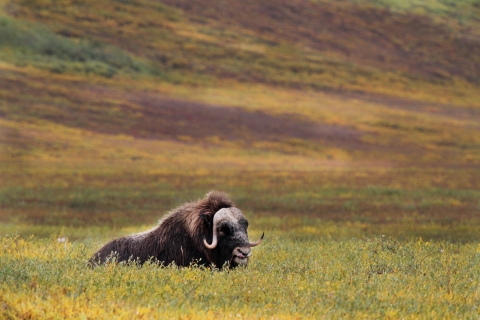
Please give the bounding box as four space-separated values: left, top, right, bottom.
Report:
218 224 231 236
239 219 249 230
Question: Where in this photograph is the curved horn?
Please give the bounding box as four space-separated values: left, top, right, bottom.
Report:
249 232 264 247
203 208 230 249
203 232 218 249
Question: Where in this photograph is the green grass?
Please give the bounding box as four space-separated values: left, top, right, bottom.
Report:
1 165 480 243
0 13 156 77
1 233 479 319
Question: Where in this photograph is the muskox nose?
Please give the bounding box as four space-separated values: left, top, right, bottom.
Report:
234 247 251 258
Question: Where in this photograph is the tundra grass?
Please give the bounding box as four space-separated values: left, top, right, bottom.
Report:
2 162 480 242
1 233 479 319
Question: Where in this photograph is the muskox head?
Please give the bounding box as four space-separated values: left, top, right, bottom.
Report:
202 207 263 268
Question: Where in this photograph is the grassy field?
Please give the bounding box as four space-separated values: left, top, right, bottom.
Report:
1 0 480 318
2 234 480 319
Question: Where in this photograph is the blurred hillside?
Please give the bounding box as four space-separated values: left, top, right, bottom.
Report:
1 0 480 170
2 0 480 88
1 0 480 165
1 0 480 233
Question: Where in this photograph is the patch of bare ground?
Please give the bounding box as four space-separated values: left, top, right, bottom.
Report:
123 91 367 149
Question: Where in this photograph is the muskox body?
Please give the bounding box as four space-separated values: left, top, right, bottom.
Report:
89 191 262 268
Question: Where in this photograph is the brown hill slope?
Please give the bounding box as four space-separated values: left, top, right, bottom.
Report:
1 66 479 164
5 0 480 92
163 0 480 84
1 0 480 166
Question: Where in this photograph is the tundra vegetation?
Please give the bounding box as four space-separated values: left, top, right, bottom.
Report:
1 0 480 318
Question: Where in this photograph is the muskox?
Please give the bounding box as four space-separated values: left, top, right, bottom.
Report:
89 191 263 268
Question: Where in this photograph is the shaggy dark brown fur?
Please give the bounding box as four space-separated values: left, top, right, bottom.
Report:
89 191 236 267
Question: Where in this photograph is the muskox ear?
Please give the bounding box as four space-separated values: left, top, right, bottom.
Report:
200 213 212 227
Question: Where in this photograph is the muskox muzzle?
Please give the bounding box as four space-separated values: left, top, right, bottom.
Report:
230 233 264 266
